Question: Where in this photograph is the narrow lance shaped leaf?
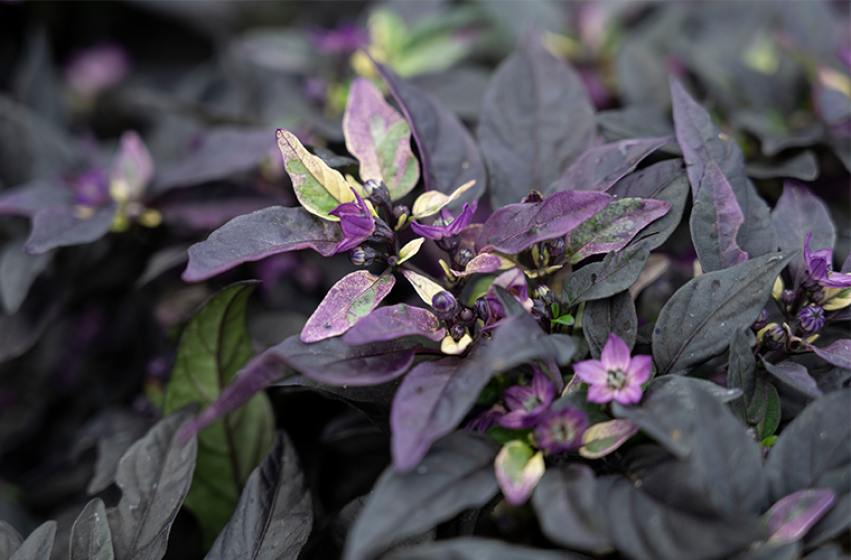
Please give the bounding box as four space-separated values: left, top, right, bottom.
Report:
583 292 637 360
476 190 611 255
70 498 114 560
563 242 650 307
205 431 312 560
182 206 343 282
8 522 55 560
401 270 444 306
0 522 23 560
771 181 835 279
547 136 673 195
564 198 670 264
478 30 595 209
374 62 486 209
727 328 757 422
163 282 275 548
343 77 420 200
652 250 797 376
343 431 501 560
107 407 198 560
690 160 748 272
276 129 359 220
0 236 53 314
301 269 395 343
763 489 836 545
343 304 445 344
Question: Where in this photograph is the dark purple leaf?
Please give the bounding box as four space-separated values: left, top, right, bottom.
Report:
531 464 610 553
0 180 69 217
653 250 797 376
562 242 650 307
0 522 23 559
727 328 758 422
0 236 53 314
608 159 690 251
107 406 198 560
597 106 677 148
150 128 276 194
8 522 55 560
765 388 851 502
583 291 637 360
804 492 851 549
476 190 611 255
342 431 500 560
763 489 836 545
690 161 749 272
729 543 801 560
23 202 118 255
70 498 113 560
300 270 395 343
268 335 419 387
732 110 826 157
0 293 61 364
205 431 312 560
772 182 835 279
182 206 342 283
381 538 591 560
391 313 575 472
158 196 287 232
374 63 486 209
478 31 596 208
671 77 777 260
343 304 445 345
806 339 851 370
564 198 669 264
746 151 820 181
761 359 822 399
135 244 190 288
547 136 673 195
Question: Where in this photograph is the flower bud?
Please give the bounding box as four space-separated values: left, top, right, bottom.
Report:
368 218 394 244
432 291 458 320
780 289 796 306
751 308 770 331
349 246 375 266
532 284 554 303
810 289 826 303
449 324 467 341
455 247 474 269
365 179 391 208
544 237 566 260
457 306 477 326
475 297 490 323
797 305 825 334
393 205 410 220
758 323 788 350
436 235 460 253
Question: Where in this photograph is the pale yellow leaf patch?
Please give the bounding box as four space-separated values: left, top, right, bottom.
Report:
411 179 476 218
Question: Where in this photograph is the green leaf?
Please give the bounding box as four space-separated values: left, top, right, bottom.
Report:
163 281 274 549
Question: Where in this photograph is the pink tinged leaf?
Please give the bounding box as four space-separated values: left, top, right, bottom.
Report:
771 182 836 279
23 202 118 255
806 339 851 370
495 442 545 506
547 136 674 195
343 77 420 200
110 130 154 200
342 304 445 345
0 180 70 217
301 270 395 343
691 161 748 272
182 206 343 283
579 419 640 459
477 190 611 255
763 488 836 544
451 253 505 277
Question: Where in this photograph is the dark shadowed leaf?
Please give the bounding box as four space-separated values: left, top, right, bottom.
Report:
391 313 575 472
763 488 836 545
70 499 113 560
107 407 198 560
597 106 677 148
182 206 343 282
619 377 768 519
772 182 835 279
342 304 445 345
382 537 592 560
476 190 611 255
151 129 276 193
652 250 796 376
596 475 762 560
301 270 395 343
478 31 595 209
163 282 274 548
564 198 669 264
563 243 650 307
8 522 55 560
0 236 52 314
531 464 610 553
0 292 61 364
0 522 22 560
375 63 485 209
547 136 673 195
729 543 801 560
134 244 191 288
765 389 851 502
746 151 820 181
343 431 500 560
583 292 637 360
690 161 748 272
761 359 822 399
78 409 155 495
268 335 419 386
670 77 777 260
732 110 825 157
727 328 757 422
23 202 118 255
0 180 69 217
205 431 312 560
804 492 851 549
608 159 690 251
807 339 851 370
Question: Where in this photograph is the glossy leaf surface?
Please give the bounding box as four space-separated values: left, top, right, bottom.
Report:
70 499 113 560
342 304 444 345
690 161 748 272
563 243 650 307
771 182 836 279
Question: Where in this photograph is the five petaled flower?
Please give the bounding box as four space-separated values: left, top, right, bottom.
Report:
410 201 476 240
329 188 375 254
572 333 652 405
804 232 851 289
533 406 588 454
499 368 556 429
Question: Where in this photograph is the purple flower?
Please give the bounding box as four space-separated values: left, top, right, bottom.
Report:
329 189 375 254
411 201 476 240
572 333 652 405
499 368 555 429
482 268 534 327
72 167 111 207
65 44 130 96
805 232 851 289
533 406 588 454
797 305 825 334
465 404 506 433
308 23 367 55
